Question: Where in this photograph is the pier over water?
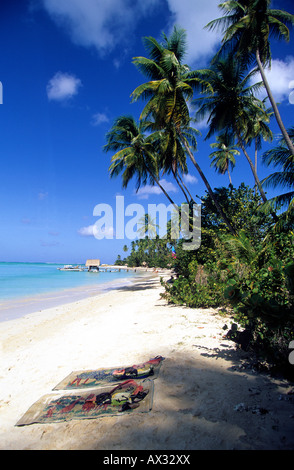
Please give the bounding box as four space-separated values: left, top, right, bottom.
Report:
88 265 137 272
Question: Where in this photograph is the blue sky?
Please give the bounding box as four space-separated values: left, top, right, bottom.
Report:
0 0 293 264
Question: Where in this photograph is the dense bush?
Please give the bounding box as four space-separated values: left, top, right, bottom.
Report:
161 185 294 375
161 261 226 308
117 184 294 375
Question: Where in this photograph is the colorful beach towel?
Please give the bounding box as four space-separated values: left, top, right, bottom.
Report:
53 355 164 390
16 379 153 426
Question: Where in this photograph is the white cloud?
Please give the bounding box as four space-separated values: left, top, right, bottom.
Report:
251 56 294 103
135 179 178 200
165 0 223 66
290 80 294 105
77 224 96 236
78 224 114 238
47 72 82 101
38 191 48 200
183 173 198 184
91 112 109 126
41 0 159 55
40 1 225 66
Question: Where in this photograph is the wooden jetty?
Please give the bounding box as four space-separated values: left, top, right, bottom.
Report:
85 259 136 272
93 265 137 272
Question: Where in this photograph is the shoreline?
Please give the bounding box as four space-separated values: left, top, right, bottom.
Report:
0 273 293 450
0 268 157 323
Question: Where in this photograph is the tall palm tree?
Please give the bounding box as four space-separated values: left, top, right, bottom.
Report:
261 127 294 229
131 28 193 128
193 53 270 204
103 115 178 210
209 133 239 184
152 122 199 204
137 214 159 239
131 27 237 236
206 0 294 155
243 98 273 195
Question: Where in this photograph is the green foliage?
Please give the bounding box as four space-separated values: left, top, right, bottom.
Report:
161 184 294 372
260 126 294 231
224 261 294 322
161 271 225 308
200 183 273 236
115 236 174 269
209 133 239 184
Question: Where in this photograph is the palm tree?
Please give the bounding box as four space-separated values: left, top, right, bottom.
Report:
244 98 273 174
138 214 159 239
261 127 294 229
209 133 239 184
243 98 273 194
206 0 294 155
152 123 199 204
222 228 259 266
193 53 270 204
131 28 193 130
103 115 178 210
131 27 237 236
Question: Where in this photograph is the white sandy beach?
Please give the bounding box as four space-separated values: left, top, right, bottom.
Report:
0 272 293 450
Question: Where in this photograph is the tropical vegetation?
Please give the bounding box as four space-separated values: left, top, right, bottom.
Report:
104 1 294 377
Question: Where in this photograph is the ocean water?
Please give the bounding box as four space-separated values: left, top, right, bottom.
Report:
0 262 140 322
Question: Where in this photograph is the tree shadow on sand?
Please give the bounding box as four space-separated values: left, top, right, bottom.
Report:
116 280 159 292
16 348 293 451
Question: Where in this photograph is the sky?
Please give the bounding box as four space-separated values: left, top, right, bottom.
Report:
0 0 293 264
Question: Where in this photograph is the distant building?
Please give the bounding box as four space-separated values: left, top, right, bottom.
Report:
85 259 101 271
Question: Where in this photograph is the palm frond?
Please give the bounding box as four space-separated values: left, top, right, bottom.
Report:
222 229 258 264
132 56 165 81
262 171 294 190
162 26 187 63
142 36 164 63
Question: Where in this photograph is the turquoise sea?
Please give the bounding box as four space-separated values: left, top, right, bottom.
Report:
0 262 140 322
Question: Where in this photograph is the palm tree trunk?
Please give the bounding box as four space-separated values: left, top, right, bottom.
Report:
153 176 179 211
172 168 190 204
227 166 232 185
254 137 258 196
256 49 294 157
236 131 279 222
178 173 196 204
236 130 268 203
144 162 179 212
178 131 237 236
255 138 258 174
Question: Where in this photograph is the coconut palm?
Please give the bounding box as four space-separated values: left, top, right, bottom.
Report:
243 98 273 195
206 0 294 155
209 133 239 185
152 122 200 205
103 115 178 210
193 53 270 204
131 27 237 236
138 214 159 239
244 98 273 174
261 127 294 229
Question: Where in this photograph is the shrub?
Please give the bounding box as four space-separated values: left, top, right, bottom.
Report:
161 269 226 308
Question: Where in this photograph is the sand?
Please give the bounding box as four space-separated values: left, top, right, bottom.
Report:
0 272 293 450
